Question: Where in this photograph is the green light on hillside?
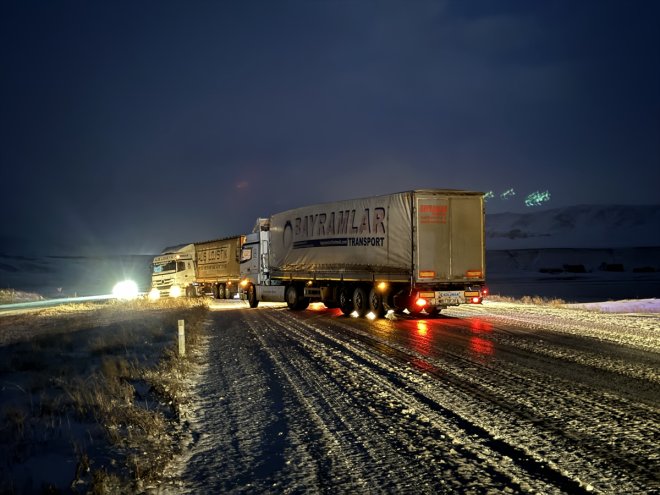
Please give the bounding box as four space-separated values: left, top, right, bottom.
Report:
525 190 551 207
500 188 516 200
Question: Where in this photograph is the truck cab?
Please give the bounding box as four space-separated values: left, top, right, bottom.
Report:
149 244 196 298
240 219 274 307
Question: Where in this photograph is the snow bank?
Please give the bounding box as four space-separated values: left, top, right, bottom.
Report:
565 298 660 313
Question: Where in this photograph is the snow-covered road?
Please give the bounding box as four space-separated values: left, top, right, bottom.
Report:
175 302 660 494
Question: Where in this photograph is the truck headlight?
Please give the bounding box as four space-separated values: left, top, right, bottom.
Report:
169 285 182 298
112 280 139 300
148 288 160 301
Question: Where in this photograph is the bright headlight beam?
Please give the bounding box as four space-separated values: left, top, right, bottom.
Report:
112 280 139 300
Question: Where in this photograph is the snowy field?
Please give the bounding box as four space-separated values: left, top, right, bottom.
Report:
0 297 658 492
167 300 659 494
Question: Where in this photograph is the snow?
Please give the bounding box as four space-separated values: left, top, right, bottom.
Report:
565 298 660 313
168 301 659 493
0 296 658 492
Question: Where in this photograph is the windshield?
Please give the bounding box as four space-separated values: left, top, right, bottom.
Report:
153 260 177 274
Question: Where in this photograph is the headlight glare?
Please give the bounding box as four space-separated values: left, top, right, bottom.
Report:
112 280 139 300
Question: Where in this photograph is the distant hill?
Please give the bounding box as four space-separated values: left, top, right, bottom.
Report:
486 205 660 249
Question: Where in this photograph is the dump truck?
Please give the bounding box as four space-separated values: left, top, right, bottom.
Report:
149 236 244 299
239 190 486 317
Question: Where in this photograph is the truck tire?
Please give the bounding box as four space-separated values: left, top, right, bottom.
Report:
217 284 226 299
407 305 424 317
286 285 309 310
285 286 298 310
186 286 195 298
247 284 259 308
352 286 368 317
426 307 441 318
368 287 386 318
338 287 353 316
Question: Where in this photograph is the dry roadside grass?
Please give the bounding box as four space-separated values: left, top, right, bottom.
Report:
487 294 567 307
0 297 209 494
0 289 44 304
0 297 203 347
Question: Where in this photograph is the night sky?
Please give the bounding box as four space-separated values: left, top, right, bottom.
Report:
1 1 658 254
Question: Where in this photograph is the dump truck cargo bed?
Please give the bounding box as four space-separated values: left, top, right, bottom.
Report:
194 237 243 281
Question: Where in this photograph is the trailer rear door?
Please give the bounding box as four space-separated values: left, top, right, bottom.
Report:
414 192 485 283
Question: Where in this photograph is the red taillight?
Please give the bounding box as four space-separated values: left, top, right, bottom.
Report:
415 297 427 307
471 296 482 304
481 287 489 297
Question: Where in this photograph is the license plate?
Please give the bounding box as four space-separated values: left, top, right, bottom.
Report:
464 291 480 297
439 290 464 304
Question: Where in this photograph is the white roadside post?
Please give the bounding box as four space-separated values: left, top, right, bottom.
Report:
178 319 185 357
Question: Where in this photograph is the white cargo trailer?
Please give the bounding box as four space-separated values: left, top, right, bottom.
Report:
240 190 486 317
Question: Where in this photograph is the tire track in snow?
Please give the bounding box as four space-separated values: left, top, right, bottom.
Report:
272 310 591 494
177 307 658 494
245 310 498 493
178 314 295 493
285 309 659 494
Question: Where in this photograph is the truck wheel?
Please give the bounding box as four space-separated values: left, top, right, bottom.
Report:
352 286 368 317
406 305 424 317
247 284 259 308
338 287 353 316
186 286 195 298
285 286 297 309
426 307 441 318
286 285 308 310
217 284 226 299
368 287 386 318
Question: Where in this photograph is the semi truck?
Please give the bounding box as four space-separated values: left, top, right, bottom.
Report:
239 189 486 317
149 236 244 299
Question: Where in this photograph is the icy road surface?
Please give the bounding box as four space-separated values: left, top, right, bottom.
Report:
175 301 659 494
